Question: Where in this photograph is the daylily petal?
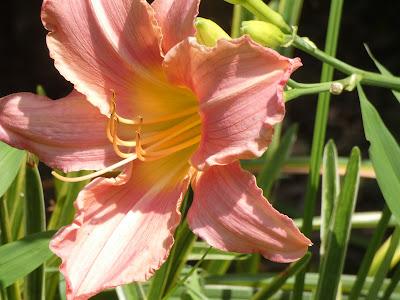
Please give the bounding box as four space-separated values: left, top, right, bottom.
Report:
50 149 193 300
41 0 163 115
164 36 301 170
152 0 200 52
188 162 311 262
0 91 117 172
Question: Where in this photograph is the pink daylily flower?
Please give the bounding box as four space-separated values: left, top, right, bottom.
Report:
0 0 311 299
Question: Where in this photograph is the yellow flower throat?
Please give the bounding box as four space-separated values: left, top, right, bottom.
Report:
106 92 201 161
52 92 201 183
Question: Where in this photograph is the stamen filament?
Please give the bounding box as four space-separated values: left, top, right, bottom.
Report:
108 113 201 148
137 136 201 161
141 114 201 146
111 117 134 158
52 154 137 183
116 106 198 125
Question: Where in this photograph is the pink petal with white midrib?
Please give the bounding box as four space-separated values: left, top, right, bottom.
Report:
163 36 301 170
0 91 117 172
41 0 163 115
189 162 311 263
50 154 192 300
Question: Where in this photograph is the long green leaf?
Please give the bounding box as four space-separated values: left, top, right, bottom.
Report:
24 157 46 300
251 252 311 300
314 147 360 300
382 260 400 300
366 226 400 300
5 156 27 241
0 231 55 289
349 206 392 300
358 85 400 223
320 140 340 269
0 143 25 198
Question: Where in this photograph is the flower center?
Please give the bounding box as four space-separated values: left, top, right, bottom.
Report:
107 93 201 161
52 92 201 183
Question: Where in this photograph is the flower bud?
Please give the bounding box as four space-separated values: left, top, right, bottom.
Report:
195 17 231 47
224 0 291 33
241 21 286 48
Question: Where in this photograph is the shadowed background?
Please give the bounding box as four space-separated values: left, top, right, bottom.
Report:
1 0 399 273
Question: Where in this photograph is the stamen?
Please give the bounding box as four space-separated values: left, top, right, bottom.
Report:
111 118 134 158
137 136 201 162
135 117 146 161
116 106 198 126
52 154 137 183
141 114 201 145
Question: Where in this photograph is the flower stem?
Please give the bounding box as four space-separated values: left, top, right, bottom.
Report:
293 36 400 91
231 5 243 38
284 74 359 102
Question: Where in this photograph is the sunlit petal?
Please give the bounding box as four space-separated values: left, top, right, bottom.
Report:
0 91 117 172
189 162 311 262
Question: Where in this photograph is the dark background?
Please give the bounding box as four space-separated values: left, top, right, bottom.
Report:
1 0 399 272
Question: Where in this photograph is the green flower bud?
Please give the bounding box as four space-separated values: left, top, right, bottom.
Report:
195 17 231 47
224 0 291 33
241 20 287 48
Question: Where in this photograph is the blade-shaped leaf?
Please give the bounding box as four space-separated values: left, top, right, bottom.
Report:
358 85 400 223
366 226 400 300
349 206 392 300
320 140 340 267
24 157 46 300
0 231 55 289
0 143 25 198
314 147 361 300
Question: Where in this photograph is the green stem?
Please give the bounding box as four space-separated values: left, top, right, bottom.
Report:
24 156 46 300
349 205 392 300
293 36 400 91
293 0 344 299
285 75 358 102
231 5 243 38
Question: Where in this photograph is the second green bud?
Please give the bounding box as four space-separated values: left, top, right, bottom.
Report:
241 20 289 49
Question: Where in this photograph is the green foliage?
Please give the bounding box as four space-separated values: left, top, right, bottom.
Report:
315 147 360 299
0 231 55 289
0 143 25 198
358 85 400 223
